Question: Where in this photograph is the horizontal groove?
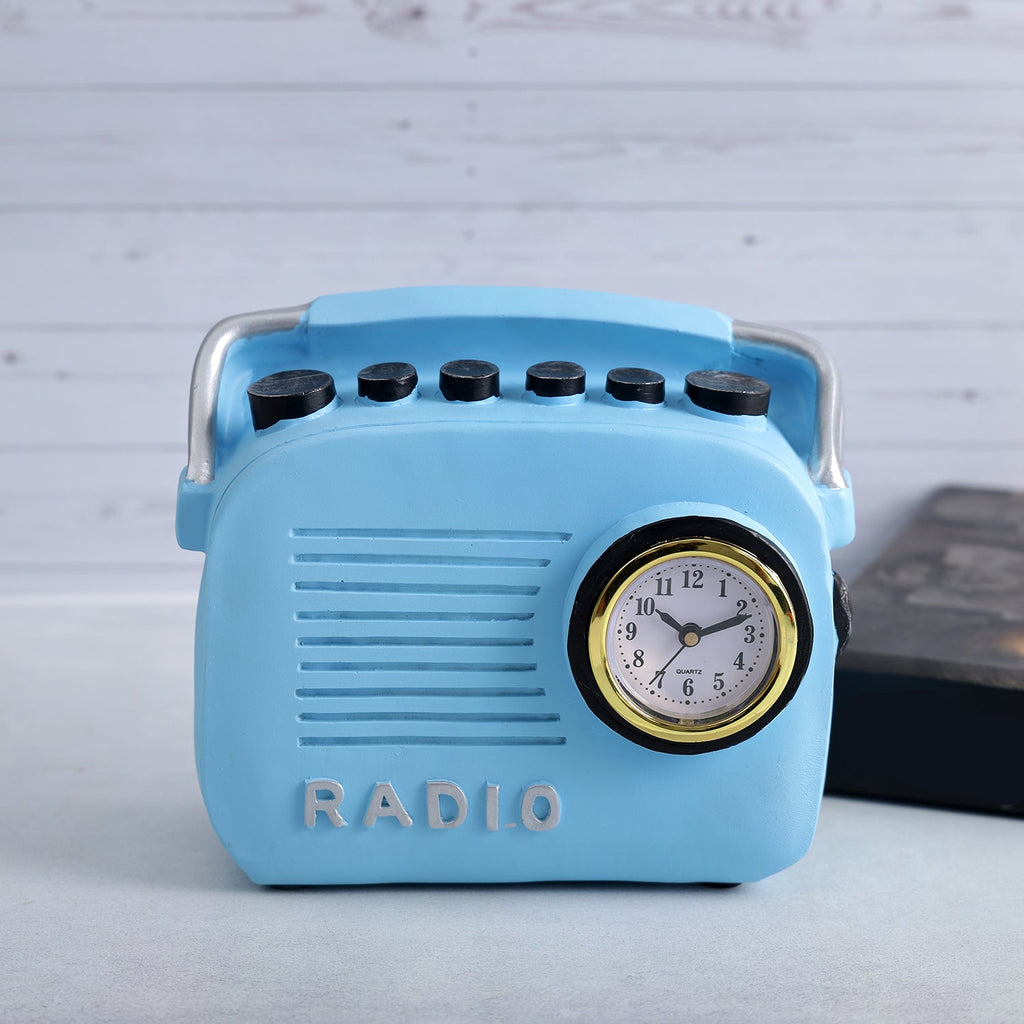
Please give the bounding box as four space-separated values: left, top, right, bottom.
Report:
8 320 1024 336
845 440 1024 452
297 712 560 723
293 553 551 568
291 528 571 542
6 201 1024 214
299 661 537 673
0 562 199 573
7 82 1021 95
297 636 534 648
295 610 535 622
0 443 185 455
298 735 566 747
0 320 206 333
294 581 541 596
295 687 546 698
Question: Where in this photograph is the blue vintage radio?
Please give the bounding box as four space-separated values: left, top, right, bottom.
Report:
176 287 854 885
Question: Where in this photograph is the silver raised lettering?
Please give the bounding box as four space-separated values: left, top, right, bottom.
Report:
305 779 347 828
363 782 413 827
426 780 468 829
486 783 500 832
521 784 561 831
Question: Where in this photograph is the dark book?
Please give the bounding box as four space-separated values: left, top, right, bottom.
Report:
826 486 1024 815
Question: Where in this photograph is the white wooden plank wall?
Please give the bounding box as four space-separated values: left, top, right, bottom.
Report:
1 0 1021 593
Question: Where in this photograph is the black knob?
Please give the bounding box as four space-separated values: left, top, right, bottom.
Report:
440 359 500 402
247 369 336 430
605 367 665 405
358 362 418 403
684 370 770 417
526 361 586 398
833 571 852 659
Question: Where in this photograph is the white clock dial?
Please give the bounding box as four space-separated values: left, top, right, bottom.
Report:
605 553 779 726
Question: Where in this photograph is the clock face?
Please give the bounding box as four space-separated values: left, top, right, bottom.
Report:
605 550 781 726
569 520 812 753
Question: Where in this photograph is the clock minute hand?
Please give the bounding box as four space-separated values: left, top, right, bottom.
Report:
698 612 752 638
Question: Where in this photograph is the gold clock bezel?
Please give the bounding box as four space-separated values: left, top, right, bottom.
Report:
586 538 800 748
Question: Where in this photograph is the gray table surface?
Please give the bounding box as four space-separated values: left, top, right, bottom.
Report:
2 596 1022 1024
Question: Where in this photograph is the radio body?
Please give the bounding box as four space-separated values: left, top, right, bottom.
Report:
176 287 854 886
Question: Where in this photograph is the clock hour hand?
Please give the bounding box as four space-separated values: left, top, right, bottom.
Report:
698 612 752 638
655 606 702 649
655 607 689 636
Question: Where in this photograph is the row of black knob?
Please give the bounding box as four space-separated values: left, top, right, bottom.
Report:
247 362 770 430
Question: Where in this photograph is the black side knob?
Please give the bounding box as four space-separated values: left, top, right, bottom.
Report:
247 369 336 430
685 370 770 417
358 362 418 403
526 361 586 398
440 360 500 402
605 367 665 405
833 571 852 658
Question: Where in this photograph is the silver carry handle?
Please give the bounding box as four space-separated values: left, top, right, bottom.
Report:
185 303 846 490
186 304 309 485
732 319 847 492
